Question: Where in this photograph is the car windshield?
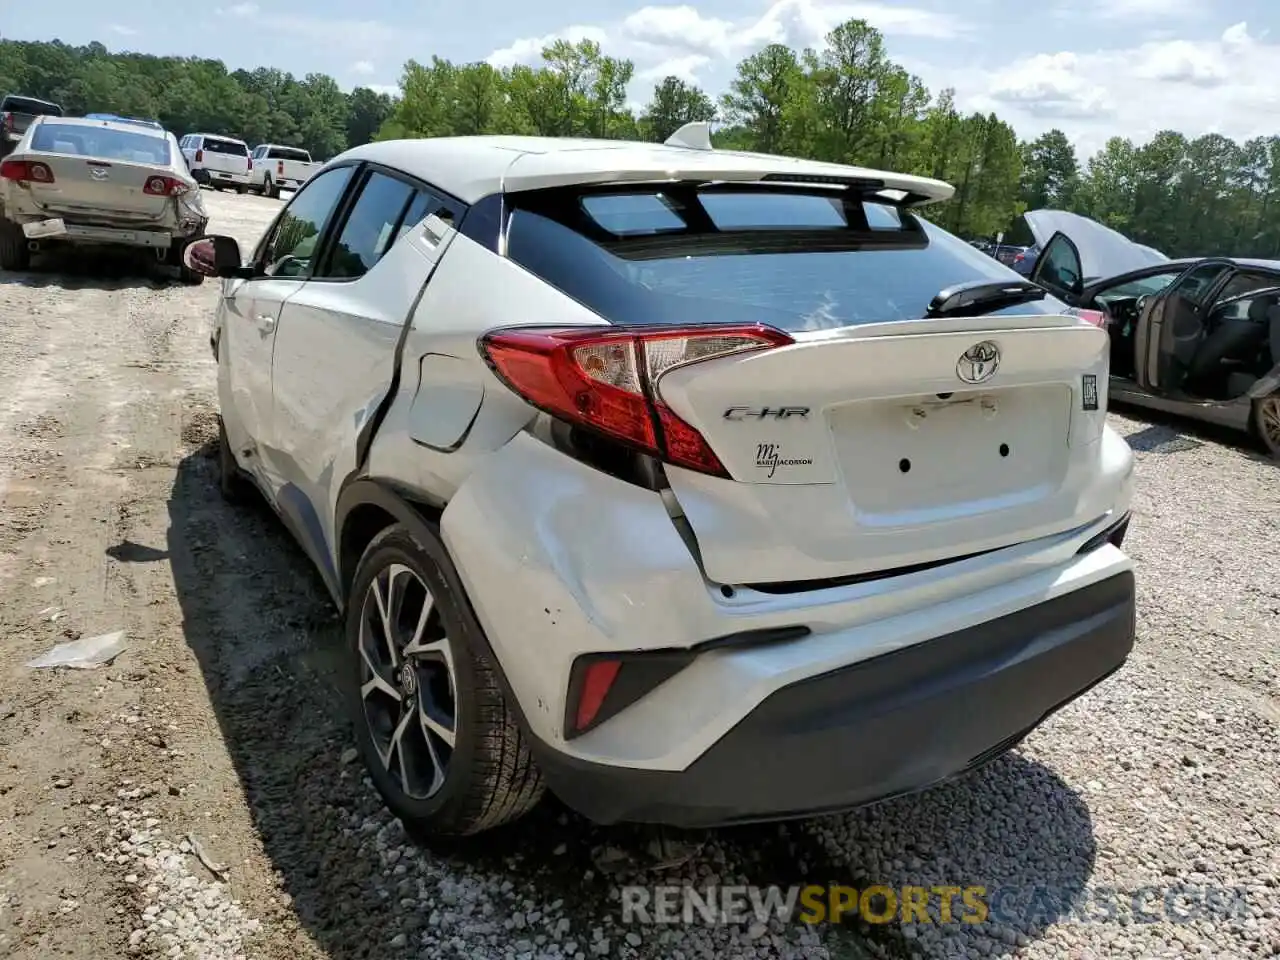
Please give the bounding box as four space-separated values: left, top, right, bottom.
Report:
506 187 1068 331
204 138 248 156
31 123 170 165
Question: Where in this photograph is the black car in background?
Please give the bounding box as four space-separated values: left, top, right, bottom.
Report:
1 94 63 157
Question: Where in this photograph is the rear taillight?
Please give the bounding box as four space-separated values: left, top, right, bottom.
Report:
0 159 55 183
277 160 284 175
1 112 11 133
143 175 189 196
479 324 793 478
1072 308 1108 329
1014 253 1025 263
194 149 203 163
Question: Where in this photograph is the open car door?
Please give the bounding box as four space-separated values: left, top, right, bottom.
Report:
1029 230 1085 303
1132 259 1236 394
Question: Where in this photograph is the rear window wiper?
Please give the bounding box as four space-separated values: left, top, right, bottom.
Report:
925 279 1046 318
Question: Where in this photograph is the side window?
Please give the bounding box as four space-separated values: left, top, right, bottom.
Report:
258 165 356 278
1037 235 1082 295
394 188 453 244
317 171 417 280
1169 263 1232 306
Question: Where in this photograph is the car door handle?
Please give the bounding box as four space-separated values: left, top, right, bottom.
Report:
254 314 276 333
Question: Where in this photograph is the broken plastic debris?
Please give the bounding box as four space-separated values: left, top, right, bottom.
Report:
186 833 227 880
27 630 127 670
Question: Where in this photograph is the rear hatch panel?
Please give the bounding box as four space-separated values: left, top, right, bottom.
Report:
658 315 1112 586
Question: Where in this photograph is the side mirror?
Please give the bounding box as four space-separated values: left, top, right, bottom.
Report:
183 235 246 278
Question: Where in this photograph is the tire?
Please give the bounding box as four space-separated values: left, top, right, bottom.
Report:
1253 396 1280 459
235 185 247 195
0 215 30 271
265 177 277 200
346 523 545 837
217 417 252 503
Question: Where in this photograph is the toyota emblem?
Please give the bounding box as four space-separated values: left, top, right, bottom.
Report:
956 341 1001 384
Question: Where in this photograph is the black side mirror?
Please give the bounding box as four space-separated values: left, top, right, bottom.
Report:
183 235 247 279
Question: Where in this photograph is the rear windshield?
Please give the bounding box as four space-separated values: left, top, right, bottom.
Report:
2 96 61 116
506 188 1066 331
31 123 171 165
267 146 310 162
203 137 248 156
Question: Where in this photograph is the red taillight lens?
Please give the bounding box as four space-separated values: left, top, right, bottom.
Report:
1075 309 1108 329
143 175 189 197
194 149 203 163
0 159 55 183
277 160 284 175
479 324 793 477
1013 253 1025 263
1 112 11 132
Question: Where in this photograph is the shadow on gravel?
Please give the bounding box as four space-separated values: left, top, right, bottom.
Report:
156 439 1097 960
0 244 185 290
1115 402 1273 462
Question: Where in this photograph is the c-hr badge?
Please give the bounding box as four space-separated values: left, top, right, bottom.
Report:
956 341 1000 384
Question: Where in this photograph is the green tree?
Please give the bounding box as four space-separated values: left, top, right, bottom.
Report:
639 76 716 142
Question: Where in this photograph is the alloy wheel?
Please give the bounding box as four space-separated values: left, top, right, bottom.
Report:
358 563 457 800
1258 397 1280 455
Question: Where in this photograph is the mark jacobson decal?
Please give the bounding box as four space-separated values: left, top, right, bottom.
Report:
755 443 813 479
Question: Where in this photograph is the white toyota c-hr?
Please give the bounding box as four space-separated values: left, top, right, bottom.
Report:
184 126 1137 837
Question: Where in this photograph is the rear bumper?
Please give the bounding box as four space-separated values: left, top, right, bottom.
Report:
533 570 1135 827
196 169 250 186
21 219 174 249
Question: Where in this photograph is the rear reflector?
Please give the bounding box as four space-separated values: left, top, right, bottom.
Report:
479 324 794 477
0 159 54 183
143 175 189 197
573 660 622 733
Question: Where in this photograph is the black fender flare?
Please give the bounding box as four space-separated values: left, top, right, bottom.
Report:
332 478 445 607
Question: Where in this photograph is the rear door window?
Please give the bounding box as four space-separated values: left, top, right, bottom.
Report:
203 137 248 156
506 187 1065 332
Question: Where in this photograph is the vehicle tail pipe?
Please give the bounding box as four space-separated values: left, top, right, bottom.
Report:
26 240 39 253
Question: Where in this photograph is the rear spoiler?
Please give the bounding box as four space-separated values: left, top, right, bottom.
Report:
502 124 957 209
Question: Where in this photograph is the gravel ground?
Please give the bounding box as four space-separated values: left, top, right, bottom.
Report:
0 189 1276 960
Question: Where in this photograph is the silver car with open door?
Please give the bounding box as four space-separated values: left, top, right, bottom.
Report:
0 115 208 282
1028 212 1280 456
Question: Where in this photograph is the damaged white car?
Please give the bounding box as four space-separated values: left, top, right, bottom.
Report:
0 115 208 282
185 129 1137 837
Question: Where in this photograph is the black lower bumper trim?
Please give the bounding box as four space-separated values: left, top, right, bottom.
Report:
531 571 1136 828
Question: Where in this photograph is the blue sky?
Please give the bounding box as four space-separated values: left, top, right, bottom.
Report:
4 0 1279 157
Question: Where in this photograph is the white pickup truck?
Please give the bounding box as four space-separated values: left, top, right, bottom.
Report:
249 144 319 198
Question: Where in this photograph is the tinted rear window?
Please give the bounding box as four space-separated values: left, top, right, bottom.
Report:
507 188 1064 331
267 147 310 162
203 137 248 156
2 97 61 116
32 123 170 165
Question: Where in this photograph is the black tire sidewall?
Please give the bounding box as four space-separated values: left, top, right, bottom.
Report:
0 216 30 271
345 524 487 830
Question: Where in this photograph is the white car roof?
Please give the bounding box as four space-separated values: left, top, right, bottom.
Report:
335 135 956 206
34 115 167 139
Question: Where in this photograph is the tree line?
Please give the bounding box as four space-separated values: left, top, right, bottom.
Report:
3 30 1279 259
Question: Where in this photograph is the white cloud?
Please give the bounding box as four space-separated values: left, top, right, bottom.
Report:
948 22 1280 157
637 54 714 84
108 24 138 36
486 25 610 68
1073 0 1205 20
350 60 376 76
224 2 258 16
488 0 968 75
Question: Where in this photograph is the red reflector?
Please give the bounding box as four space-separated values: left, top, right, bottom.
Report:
574 660 622 732
0 159 54 183
479 324 793 477
277 160 284 175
